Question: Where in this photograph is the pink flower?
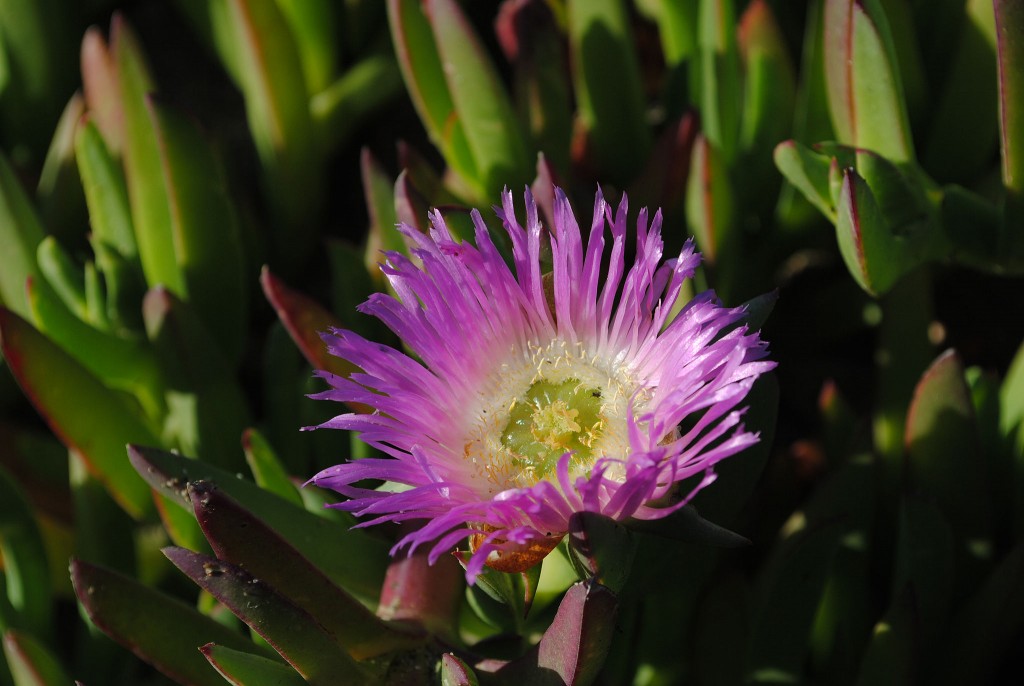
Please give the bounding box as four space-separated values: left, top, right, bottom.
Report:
309 188 774 581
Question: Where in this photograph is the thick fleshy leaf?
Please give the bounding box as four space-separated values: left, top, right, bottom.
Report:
26 277 163 419
430 0 531 197
145 97 246 364
497 0 573 175
685 133 735 265
891 495 953 648
200 643 306 686
823 0 914 162
387 0 478 193
377 547 463 639
773 139 836 221
127 445 388 604
163 548 372 686
934 543 1024 685
241 429 301 506
142 288 249 470
737 0 795 182
0 309 154 519
310 54 403 153
692 0 742 163
0 151 45 318
995 0 1024 232
440 653 479 686
853 588 918 686
80 27 122 155
923 0 998 181
905 350 993 575
71 558 264 686
626 504 749 548
494 581 618 686
114 15 183 295
567 512 636 593
3 629 71 686
188 481 424 659
744 519 847 684
0 468 50 638
224 0 321 266
835 167 911 295
36 92 86 241
260 268 368 411
361 147 401 277
1000 338 1024 537
568 0 651 183
275 0 337 95
76 121 135 260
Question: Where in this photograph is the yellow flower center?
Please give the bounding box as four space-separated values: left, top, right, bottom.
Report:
501 379 605 482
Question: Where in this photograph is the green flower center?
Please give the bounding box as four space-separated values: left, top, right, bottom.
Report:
501 378 605 482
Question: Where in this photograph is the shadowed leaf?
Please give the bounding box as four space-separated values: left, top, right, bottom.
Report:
188 481 425 659
0 309 154 518
200 643 306 686
163 547 371 686
71 558 263 686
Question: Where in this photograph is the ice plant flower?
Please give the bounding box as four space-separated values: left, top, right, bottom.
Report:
308 188 774 581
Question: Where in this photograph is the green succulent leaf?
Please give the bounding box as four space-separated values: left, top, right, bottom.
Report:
692 0 742 164
200 643 306 686
360 147 402 277
737 0 796 180
142 288 249 470
76 120 135 261
934 543 1024 685
0 468 51 639
567 512 636 593
114 16 183 296
260 267 366 404
853 587 917 686
187 481 425 660
127 445 388 605
744 519 847 684
568 0 651 183
823 0 914 162
835 167 908 296
145 97 247 364
0 151 45 319
387 0 479 195
892 495 954 647
80 27 122 155
923 0 998 181
439 653 480 686
36 93 86 241
275 0 337 95
163 547 373 686
686 133 735 265
2 629 71 686
311 54 403 153
26 277 163 419
904 350 993 571
0 309 155 519
995 0 1024 234
241 429 302 507
71 558 266 686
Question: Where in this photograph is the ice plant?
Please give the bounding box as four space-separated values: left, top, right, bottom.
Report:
309 187 774 580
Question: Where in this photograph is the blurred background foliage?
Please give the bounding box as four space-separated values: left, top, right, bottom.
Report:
0 0 1021 684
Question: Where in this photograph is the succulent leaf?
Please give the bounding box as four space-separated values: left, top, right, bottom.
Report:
200 643 306 686
127 445 389 604
163 547 373 686
823 0 914 162
0 469 51 639
0 309 155 519
71 558 266 686
568 0 652 183
2 629 71 686
187 481 425 660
